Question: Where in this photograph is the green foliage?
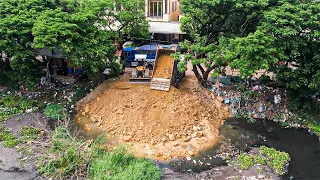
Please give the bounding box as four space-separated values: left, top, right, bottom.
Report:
88 148 162 180
0 0 148 84
38 127 89 179
236 146 290 175
0 95 40 122
238 153 255 170
19 127 41 140
310 121 320 136
260 146 290 175
44 104 65 120
179 0 320 115
106 61 122 78
0 126 42 148
38 127 161 179
0 128 19 148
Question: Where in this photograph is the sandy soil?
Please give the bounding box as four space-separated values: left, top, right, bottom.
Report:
76 75 230 160
153 55 174 79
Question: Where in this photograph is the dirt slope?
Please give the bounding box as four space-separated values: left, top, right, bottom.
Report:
76 76 230 160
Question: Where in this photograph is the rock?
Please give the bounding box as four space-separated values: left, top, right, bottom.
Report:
196 131 203 138
116 108 123 115
217 96 224 102
96 97 100 101
183 136 192 142
90 115 101 123
188 151 195 156
192 126 198 131
173 142 179 147
168 134 175 141
150 139 156 145
224 106 229 112
161 137 167 143
123 135 132 142
186 156 192 161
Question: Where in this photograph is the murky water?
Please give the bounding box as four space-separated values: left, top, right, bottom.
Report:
72 115 320 179
170 118 320 180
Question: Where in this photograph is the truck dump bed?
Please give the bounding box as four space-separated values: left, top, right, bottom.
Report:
150 45 176 91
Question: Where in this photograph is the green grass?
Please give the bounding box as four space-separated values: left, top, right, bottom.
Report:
44 104 65 120
0 95 41 122
37 127 162 179
0 128 19 147
88 149 162 180
236 146 290 175
0 126 42 148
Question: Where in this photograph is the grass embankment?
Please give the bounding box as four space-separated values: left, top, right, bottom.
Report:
236 146 290 175
37 127 162 180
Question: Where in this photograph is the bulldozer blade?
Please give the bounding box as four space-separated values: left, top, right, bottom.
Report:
129 78 151 84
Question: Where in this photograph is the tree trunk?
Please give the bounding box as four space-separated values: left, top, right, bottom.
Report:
192 64 216 87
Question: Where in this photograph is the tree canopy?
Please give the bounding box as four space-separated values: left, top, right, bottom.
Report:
177 0 319 113
0 0 148 86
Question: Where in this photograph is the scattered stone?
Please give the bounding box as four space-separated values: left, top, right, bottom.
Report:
123 135 132 142
150 139 156 145
224 106 229 112
195 131 203 138
168 134 175 141
188 151 195 156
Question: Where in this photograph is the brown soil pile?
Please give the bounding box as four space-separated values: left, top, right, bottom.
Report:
153 55 174 79
76 77 230 160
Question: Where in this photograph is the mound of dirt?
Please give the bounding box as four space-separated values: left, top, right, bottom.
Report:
76 77 230 160
153 55 174 79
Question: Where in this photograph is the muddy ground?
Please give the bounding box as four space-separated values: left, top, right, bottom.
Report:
0 112 49 180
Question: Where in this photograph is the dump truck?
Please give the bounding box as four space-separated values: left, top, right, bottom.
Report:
150 44 185 91
128 44 185 91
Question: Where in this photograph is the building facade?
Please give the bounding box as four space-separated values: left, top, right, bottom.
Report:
144 0 186 43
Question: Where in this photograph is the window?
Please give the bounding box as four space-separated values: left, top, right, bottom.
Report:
172 1 177 12
149 1 163 17
165 0 168 13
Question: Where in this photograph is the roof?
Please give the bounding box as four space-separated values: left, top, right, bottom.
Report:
124 47 135 52
149 21 186 34
139 44 157 51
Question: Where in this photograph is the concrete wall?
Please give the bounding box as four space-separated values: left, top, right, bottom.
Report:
168 0 180 21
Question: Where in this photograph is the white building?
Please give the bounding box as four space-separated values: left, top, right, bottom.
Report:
144 0 186 42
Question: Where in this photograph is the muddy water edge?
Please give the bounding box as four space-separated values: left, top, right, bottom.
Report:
70 115 320 180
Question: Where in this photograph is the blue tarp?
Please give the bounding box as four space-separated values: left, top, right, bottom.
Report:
138 45 157 51
124 47 135 52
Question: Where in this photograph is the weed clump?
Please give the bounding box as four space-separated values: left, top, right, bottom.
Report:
37 127 162 179
236 146 290 175
0 95 41 122
44 104 65 120
88 148 162 180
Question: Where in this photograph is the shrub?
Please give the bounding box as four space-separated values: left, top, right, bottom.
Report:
44 104 65 120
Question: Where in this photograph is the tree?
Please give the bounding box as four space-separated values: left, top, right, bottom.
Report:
177 0 319 84
0 0 148 86
177 0 319 114
221 0 320 113
176 0 272 85
97 0 149 49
